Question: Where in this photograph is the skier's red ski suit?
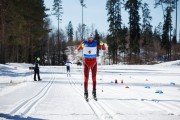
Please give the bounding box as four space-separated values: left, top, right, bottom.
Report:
77 40 106 91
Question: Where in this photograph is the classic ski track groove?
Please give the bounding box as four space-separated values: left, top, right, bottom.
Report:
68 76 123 120
106 84 180 116
9 70 55 117
88 71 180 118
131 87 180 116
67 77 98 117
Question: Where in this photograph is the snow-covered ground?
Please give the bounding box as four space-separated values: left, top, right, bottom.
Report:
0 61 180 120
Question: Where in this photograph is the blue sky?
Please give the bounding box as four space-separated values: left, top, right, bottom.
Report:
44 0 179 41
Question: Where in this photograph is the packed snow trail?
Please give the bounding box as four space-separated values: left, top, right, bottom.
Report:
9 77 54 117
0 69 55 119
0 62 180 120
68 75 127 120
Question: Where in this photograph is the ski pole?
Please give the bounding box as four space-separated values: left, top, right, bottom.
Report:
81 45 84 86
101 45 104 92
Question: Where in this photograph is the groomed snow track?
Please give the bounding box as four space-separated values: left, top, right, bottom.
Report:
8 71 55 118
67 76 127 120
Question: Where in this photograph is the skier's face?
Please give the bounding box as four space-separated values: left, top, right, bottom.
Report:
88 37 93 41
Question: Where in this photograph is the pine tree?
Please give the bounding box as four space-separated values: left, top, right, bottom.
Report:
0 0 10 63
0 0 48 63
153 23 162 57
162 7 172 60
118 26 128 63
172 30 177 45
106 0 122 64
94 30 100 56
66 21 74 46
52 0 63 63
52 0 63 19
125 0 141 62
141 2 153 63
154 0 179 44
106 34 115 64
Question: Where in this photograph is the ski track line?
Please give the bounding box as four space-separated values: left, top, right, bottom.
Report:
88 100 113 120
74 68 180 119
97 80 180 118
9 70 55 117
97 100 129 120
67 76 100 119
128 88 180 116
129 87 180 116
141 100 179 116
68 76 124 120
68 77 104 120
97 85 138 120
156 102 180 116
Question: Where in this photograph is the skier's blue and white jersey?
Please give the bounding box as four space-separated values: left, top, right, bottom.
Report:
83 40 97 59
65 61 72 66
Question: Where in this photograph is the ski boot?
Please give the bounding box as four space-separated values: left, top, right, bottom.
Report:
92 89 97 101
84 90 89 102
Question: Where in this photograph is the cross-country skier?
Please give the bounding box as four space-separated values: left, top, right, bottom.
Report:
76 33 106 101
34 57 42 81
65 60 72 77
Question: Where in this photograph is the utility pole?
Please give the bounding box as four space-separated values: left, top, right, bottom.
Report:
80 0 86 40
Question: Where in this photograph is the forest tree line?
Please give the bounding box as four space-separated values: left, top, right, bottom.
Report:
0 0 50 64
106 0 180 64
0 0 180 65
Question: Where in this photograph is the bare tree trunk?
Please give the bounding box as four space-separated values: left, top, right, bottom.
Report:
1 12 6 63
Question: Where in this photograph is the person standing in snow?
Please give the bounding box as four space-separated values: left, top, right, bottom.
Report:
65 60 72 77
76 33 106 100
34 57 42 81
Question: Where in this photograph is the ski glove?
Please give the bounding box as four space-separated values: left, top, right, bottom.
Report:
100 41 104 46
81 43 85 48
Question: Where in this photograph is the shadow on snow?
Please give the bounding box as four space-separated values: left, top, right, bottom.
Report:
0 113 45 120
